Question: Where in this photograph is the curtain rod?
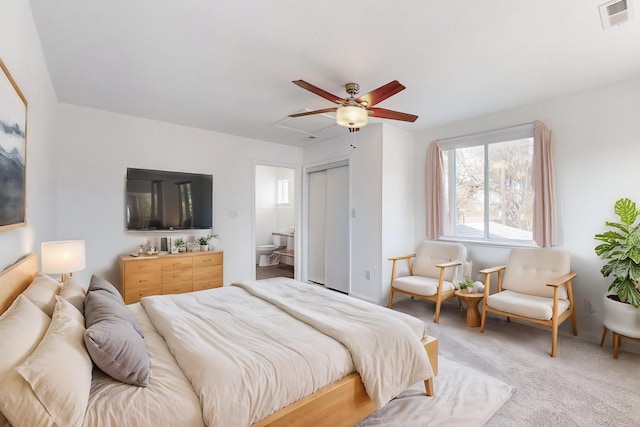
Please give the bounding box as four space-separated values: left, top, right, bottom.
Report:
438 121 536 144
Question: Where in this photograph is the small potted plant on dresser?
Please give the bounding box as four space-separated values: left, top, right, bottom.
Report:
174 238 186 253
197 234 219 251
594 197 640 356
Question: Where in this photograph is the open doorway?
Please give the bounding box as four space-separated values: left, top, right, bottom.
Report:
254 164 296 280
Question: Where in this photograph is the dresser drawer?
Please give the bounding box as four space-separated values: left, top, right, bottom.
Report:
161 281 192 295
193 277 223 291
193 265 223 281
162 269 193 284
193 252 223 267
124 259 161 275
124 274 162 304
161 257 193 271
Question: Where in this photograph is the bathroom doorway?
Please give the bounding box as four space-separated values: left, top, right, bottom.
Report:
254 163 297 280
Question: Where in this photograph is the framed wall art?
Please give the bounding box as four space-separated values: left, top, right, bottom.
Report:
0 59 27 232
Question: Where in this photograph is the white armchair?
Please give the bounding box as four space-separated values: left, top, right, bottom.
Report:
479 248 577 358
388 240 468 323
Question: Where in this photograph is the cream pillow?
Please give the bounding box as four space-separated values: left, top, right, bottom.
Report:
21 273 62 317
0 295 51 427
1 297 92 427
59 275 87 314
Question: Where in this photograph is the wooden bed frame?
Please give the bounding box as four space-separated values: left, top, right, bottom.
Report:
0 253 438 427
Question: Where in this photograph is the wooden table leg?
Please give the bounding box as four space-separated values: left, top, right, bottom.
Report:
465 298 482 327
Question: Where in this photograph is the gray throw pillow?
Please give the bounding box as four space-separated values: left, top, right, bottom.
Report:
87 275 144 337
84 290 150 387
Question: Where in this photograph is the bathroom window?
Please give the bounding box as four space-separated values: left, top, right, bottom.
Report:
277 179 289 204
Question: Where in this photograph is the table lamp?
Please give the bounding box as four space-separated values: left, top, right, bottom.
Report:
41 240 86 282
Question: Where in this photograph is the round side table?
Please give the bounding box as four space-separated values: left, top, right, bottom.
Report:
454 290 484 328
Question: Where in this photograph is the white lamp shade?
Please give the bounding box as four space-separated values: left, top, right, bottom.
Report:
336 105 368 128
41 240 86 274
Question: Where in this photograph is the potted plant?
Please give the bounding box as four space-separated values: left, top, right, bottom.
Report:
459 279 474 294
174 238 186 252
594 197 640 342
197 234 219 251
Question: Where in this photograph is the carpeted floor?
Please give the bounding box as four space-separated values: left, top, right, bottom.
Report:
392 298 640 427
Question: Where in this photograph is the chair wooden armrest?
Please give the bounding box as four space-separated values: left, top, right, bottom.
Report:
479 265 506 274
434 260 461 269
388 254 416 261
545 272 577 287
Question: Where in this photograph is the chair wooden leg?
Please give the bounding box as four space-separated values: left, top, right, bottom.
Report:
551 323 558 358
599 326 608 347
424 378 434 397
571 310 578 336
388 289 394 308
480 306 487 332
433 300 442 324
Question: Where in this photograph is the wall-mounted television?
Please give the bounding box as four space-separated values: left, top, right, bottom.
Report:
126 168 213 231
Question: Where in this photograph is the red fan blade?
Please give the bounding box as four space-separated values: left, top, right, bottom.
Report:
369 107 418 122
356 80 405 107
288 107 338 118
292 80 347 105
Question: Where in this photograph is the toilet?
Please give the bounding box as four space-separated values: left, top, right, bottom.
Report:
256 235 283 266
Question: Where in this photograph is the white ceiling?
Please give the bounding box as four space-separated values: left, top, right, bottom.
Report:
29 0 640 147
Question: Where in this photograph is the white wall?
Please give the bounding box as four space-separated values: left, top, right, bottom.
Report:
416 75 640 344
54 104 302 289
381 125 416 304
0 0 58 270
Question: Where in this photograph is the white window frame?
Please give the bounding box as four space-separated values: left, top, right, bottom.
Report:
439 123 536 246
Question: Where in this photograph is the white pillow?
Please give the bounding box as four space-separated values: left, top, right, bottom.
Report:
59 275 87 314
1 297 92 427
0 295 51 427
21 273 62 317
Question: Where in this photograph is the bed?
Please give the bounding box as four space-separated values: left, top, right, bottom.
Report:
0 253 438 427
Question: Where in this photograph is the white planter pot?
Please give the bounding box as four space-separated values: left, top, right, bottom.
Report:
200 245 208 251
603 294 640 339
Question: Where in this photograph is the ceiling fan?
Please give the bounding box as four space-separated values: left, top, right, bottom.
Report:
288 80 418 132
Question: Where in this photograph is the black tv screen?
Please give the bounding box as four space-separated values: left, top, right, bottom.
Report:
126 168 213 230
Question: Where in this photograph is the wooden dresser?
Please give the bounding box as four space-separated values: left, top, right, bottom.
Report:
119 251 223 304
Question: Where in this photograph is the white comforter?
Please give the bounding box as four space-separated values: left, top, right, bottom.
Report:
233 278 434 408
141 278 433 426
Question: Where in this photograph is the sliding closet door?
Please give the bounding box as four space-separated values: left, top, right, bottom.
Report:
308 171 327 284
324 166 349 292
307 164 349 293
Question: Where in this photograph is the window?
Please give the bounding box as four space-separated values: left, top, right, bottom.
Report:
277 179 289 204
440 124 535 244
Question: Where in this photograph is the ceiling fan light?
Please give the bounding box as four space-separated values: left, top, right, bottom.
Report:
336 105 368 128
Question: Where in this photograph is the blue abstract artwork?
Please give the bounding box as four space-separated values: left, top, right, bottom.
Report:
0 60 27 231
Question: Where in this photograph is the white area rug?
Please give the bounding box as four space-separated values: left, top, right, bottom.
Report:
358 357 514 427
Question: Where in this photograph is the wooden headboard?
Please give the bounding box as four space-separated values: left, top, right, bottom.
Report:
0 254 38 314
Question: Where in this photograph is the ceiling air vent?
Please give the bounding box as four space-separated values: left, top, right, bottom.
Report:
599 0 633 29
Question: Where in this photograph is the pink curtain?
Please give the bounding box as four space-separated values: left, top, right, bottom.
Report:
532 121 555 247
426 140 444 239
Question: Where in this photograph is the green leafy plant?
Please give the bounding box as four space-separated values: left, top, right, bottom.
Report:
594 198 640 308
174 238 186 248
459 279 474 290
197 234 219 246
